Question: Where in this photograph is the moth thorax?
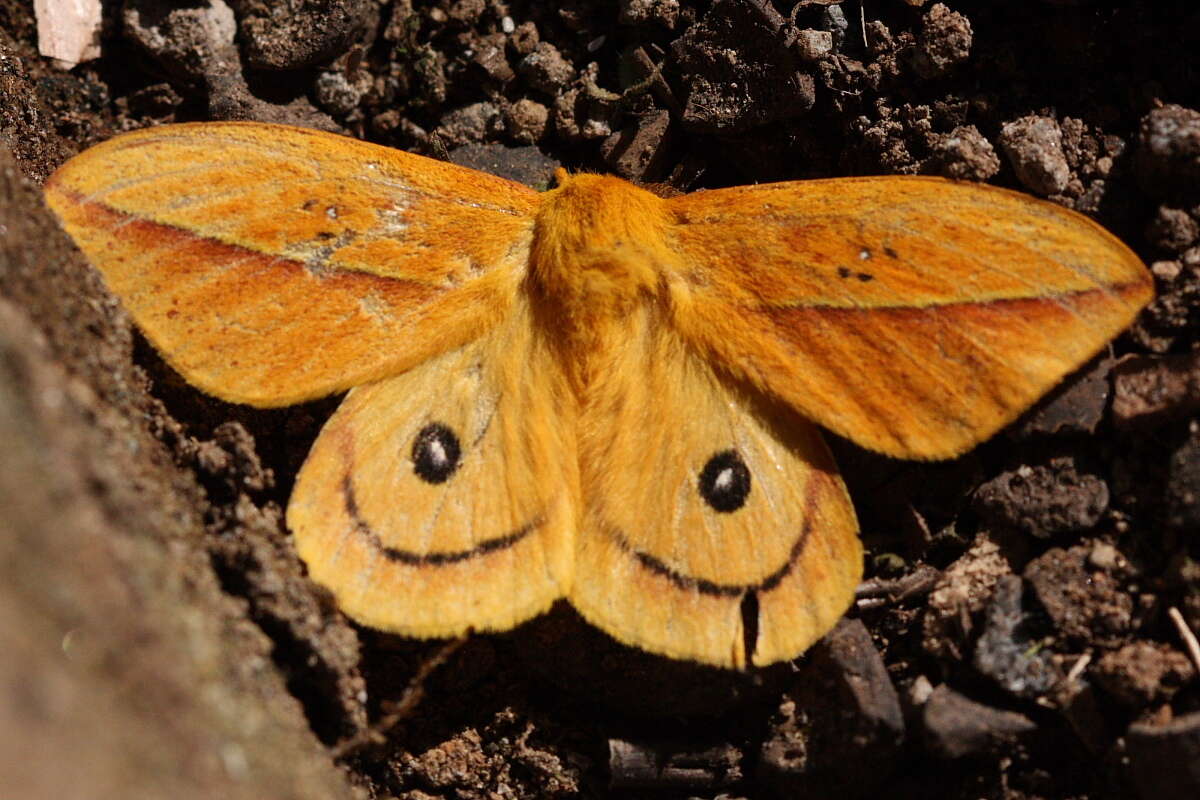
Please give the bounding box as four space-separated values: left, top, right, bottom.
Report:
532 172 675 314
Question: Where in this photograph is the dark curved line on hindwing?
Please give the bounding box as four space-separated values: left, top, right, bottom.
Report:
609 473 820 598
341 475 542 565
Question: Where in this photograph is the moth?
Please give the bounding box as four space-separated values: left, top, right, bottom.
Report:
44 122 1152 668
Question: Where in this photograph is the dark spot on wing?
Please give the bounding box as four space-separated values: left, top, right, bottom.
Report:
698 450 751 513
412 422 461 484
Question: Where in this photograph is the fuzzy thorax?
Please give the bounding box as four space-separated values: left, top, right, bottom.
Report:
531 171 677 320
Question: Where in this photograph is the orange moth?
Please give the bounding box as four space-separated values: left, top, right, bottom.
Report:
44 122 1152 669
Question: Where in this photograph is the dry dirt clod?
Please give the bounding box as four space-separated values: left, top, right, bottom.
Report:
670 0 816 134
435 101 502 147
438 0 485 25
999 115 1071 196
909 3 972 79
922 123 999 181
313 70 367 115
617 0 681 30
922 534 1010 662
472 31 515 83
235 0 371 71
392 709 581 798
791 29 834 63
1092 641 1195 709
972 456 1110 539
504 98 549 144
1024 544 1134 648
447 142 558 189
1135 104 1200 201
518 41 576 96
1146 206 1200 254
506 20 539 57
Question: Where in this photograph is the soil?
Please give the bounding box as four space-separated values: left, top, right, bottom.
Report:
3 1 1200 798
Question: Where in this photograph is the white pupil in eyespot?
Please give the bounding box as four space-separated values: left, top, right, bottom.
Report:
713 467 734 492
427 438 448 467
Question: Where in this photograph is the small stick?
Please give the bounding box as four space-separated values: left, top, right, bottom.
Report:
855 564 941 607
1065 652 1091 685
1168 607 1200 675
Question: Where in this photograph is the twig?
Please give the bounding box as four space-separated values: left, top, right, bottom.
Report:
855 564 941 609
1168 606 1200 675
331 637 466 759
1065 652 1092 685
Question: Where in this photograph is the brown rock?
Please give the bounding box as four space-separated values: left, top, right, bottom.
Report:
1126 710 1200 800
599 109 673 181
922 686 1036 758
792 29 834 63
1024 544 1133 648
759 619 904 797
1011 355 1113 438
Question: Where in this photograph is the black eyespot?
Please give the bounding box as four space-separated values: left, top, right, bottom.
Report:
698 450 751 513
412 423 461 484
